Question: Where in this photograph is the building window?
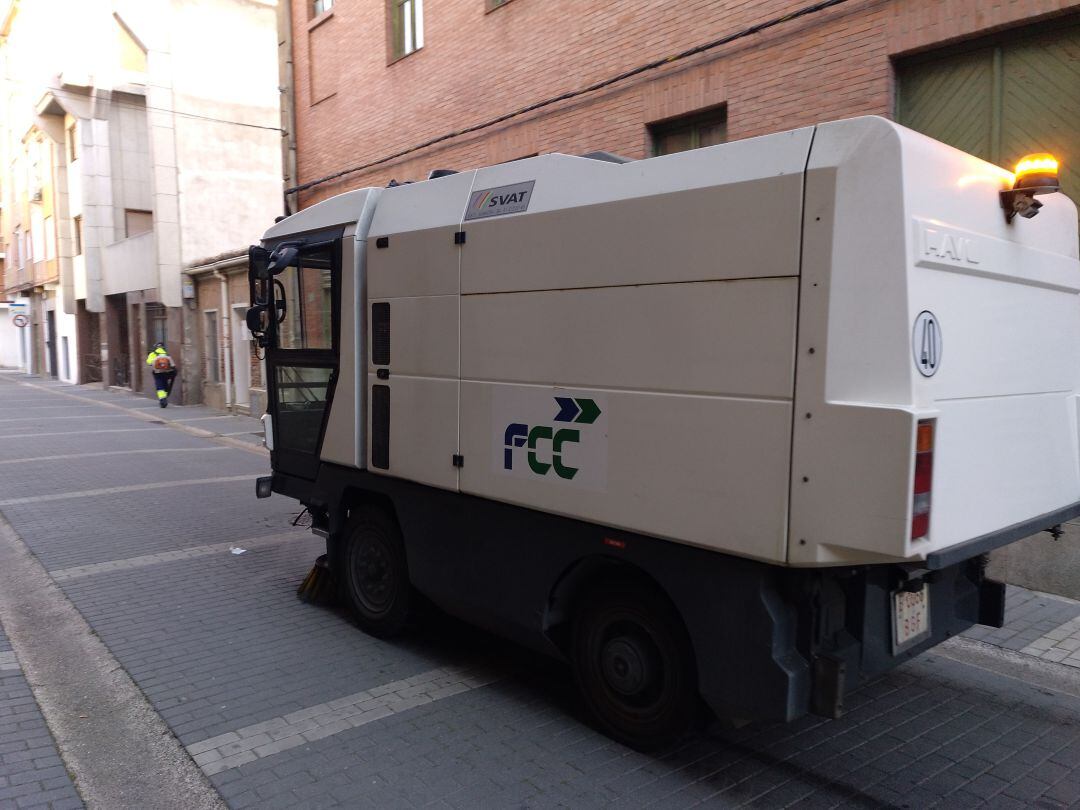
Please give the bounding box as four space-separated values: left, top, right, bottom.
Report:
649 106 728 156
146 302 168 348
313 0 333 15
125 209 153 238
74 216 83 255
308 8 338 103
30 209 44 261
204 311 220 384
29 138 45 199
67 122 79 163
390 0 423 61
44 216 56 261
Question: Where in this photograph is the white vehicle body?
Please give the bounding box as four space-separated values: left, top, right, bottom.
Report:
253 116 1080 742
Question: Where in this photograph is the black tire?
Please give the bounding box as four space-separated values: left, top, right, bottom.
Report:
572 584 699 750
340 507 410 638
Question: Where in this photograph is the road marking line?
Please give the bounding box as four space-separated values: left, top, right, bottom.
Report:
0 650 18 671
0 427 160 439
0 413 134 423
171 416 239 422
186 664 502 775
5 378 268 458
50 531 305 582
0 475 264 507
0 447 231 465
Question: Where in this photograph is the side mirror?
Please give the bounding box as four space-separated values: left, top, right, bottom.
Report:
246 305 268 333
248 245 270 280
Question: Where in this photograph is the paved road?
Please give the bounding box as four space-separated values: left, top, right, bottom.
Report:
3 374 1080 808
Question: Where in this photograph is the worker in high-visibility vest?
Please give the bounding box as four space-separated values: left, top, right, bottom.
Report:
146 342 177 408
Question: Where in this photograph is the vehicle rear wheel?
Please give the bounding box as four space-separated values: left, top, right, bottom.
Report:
341 508 410 638
572 584 699 750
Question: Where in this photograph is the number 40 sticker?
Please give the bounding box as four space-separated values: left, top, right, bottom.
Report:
912 311 942 377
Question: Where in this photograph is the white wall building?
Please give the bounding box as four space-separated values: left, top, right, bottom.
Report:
0 0 281 398
0 299 30 369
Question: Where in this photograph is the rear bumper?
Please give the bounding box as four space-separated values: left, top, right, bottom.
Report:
926 499 1080 569
808 555 1002 719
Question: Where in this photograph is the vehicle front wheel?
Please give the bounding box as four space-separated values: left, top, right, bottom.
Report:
572 584 699 750
340 508 410 638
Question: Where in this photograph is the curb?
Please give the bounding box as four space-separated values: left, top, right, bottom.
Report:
937 635 1080 700
0 514 228 810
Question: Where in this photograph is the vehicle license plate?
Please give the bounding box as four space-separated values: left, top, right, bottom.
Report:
893 585 930 652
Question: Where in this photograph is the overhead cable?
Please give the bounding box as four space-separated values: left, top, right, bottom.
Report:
44 87 283 133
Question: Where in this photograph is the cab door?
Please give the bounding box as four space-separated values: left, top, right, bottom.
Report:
263 234 342 481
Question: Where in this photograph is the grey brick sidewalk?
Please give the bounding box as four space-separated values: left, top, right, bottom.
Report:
965 585 1080 670
963 585 1080 663
6 373 1080 808
1024 615 1080 666
0 625 83 809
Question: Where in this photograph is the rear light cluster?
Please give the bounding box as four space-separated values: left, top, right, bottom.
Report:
911 419 935 541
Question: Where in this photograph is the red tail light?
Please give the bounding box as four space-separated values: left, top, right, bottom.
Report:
911 420 935 541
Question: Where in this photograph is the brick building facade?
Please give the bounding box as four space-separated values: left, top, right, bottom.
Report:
288 0 1080 210
186 251 267 415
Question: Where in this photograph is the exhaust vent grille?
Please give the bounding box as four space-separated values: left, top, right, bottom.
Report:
372 302 390 366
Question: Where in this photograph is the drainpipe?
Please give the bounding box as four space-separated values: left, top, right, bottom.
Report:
216 271 233 411
278 0 298 216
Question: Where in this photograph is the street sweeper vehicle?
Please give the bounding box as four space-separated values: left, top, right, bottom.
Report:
245 116 1080 748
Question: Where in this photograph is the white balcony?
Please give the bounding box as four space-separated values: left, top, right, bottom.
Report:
102 231 156 296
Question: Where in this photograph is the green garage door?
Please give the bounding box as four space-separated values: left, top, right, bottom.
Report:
897 20 1080 219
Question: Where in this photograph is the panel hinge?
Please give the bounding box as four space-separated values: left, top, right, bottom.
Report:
452 454 464 468
375 236 390 249
454 230 466 245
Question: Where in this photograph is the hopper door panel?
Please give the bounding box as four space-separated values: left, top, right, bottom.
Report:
365 228 461 491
